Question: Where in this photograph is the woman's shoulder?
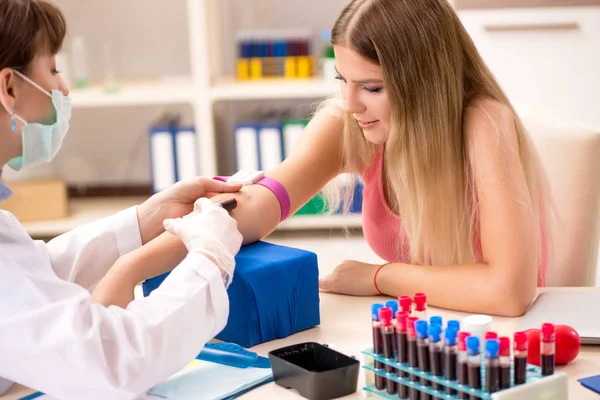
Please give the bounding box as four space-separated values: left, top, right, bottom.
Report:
463 97 519 153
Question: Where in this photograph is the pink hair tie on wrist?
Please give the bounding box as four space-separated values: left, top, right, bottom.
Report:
212 175 291 222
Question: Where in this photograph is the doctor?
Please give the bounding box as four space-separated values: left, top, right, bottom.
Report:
0 1 243 399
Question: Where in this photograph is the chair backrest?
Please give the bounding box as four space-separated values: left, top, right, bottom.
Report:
517 105 600 287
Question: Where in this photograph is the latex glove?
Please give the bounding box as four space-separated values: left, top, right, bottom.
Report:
163 198 243 286
137 177 242 244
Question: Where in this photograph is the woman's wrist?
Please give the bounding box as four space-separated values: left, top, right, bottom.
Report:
136 198 167 244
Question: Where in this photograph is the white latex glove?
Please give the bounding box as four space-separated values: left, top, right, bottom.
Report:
163 198 243 287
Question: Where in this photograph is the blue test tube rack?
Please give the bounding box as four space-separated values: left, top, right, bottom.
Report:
361 347 568 399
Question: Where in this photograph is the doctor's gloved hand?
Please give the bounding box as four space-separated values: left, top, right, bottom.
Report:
163 198 243 286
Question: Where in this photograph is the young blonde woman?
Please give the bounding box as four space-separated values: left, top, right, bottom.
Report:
94 0 553 317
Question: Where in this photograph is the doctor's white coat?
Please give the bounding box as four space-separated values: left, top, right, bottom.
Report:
0 204 229 400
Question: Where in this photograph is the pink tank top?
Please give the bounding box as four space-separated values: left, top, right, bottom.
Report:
361 148 547 286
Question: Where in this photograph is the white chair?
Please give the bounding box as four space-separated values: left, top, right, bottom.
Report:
517 105 600 287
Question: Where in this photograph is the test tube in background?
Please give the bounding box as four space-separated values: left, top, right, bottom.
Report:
379 307 397 395
499 337 511 389
428 324 444 391
395 311 410 399
541 323 556 376
371 303 386 390
466 336 482 400
485 339 500 394
513 331 528 385
457 332 471 399
414 293 427 320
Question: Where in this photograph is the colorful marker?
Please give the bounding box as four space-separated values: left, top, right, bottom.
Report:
541 323 556 376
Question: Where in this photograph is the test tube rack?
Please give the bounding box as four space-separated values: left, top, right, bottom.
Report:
361 347 568 400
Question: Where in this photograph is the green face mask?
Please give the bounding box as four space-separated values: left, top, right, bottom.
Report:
7 70 72 171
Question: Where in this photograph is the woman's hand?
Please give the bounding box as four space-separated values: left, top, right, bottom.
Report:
319 260 381 296
136 177 242 244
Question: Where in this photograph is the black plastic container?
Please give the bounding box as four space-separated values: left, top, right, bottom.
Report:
268 342 360 400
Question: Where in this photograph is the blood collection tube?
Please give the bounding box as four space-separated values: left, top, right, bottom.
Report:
448 320 460 332
379 307 397 395
428 324 443 391
499 337 511 389
457 332 471 399
467 336 482 400
372 303 386 390
541 323 556 376
485 331 498 341
444 328 458 396
414 293 427 320
430 316 442 328
396 311 410 399
407 317 420 400
429 316 442 374
399 295 412 315
485 339 500 394
416 320 432 400
386 300 399 356
513 331 528 385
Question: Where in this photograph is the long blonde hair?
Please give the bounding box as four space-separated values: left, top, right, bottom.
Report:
324 0 553 269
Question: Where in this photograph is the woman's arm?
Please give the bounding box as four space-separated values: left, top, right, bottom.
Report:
378 100 538 317
95 108 347 294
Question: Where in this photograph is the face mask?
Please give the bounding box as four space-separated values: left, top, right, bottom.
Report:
6 70 72 171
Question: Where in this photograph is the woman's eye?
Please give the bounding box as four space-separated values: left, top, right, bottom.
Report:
51 68 61 75
334 75 345 82
364 86 383 93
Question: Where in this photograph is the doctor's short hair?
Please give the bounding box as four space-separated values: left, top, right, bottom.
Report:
0 0 66 73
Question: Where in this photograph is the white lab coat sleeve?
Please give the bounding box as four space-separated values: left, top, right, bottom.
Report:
36 206 143 291
0 244 229 400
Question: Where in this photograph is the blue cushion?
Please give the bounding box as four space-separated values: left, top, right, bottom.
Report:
142 241 321 348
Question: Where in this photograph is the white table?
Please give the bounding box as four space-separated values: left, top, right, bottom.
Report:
3 287 599 400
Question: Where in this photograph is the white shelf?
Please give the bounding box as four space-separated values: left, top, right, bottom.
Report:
210 77 341 101
21 197 361 238
70 79 196 108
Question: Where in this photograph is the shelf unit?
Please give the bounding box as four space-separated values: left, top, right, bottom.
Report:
13 0 354 238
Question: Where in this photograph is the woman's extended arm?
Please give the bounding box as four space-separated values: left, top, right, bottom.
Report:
95 109 347 292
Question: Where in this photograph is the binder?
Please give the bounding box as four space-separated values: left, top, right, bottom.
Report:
258 123 283 172
234 123 260 171
282 120 307 159
175 126 199 182
149 126 177 194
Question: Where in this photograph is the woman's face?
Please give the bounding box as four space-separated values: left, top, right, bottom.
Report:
14 53 70 125
1 53 69 161
334 45 391 145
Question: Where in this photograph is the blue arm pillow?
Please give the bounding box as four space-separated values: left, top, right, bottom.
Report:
142 241 321 348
